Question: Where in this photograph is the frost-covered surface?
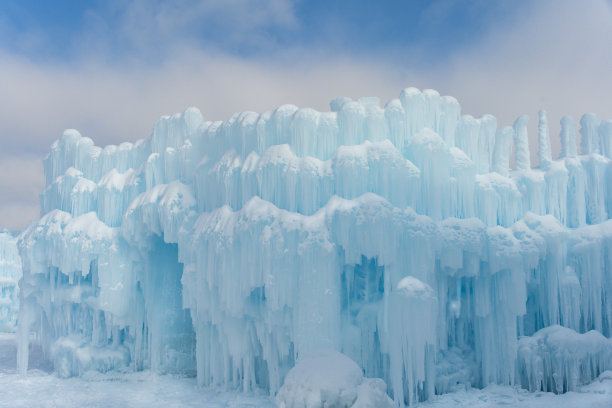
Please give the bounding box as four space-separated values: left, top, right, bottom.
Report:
15 88 612 405
0 232 22 332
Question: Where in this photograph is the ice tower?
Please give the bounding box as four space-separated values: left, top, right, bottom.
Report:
16 88 612 405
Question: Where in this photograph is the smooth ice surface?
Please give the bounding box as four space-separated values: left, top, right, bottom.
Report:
14 88 612 405
0 232 22 332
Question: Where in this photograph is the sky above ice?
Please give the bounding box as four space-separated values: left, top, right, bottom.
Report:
0 0 611 230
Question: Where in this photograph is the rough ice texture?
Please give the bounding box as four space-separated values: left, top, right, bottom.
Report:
517 325 612 394
14 88 612 406
0 232 22 332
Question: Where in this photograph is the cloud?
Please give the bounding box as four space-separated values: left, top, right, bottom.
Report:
78 0 298 58
0 0 611 229
0 50 406 229
0 200 40 232
0 155 44 230
431 0 612 159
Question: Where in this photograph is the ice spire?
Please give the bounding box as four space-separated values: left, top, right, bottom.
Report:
492 126 514 176
579 113 601 154
560 116 577 158
537 110 552 169
513 115 530 170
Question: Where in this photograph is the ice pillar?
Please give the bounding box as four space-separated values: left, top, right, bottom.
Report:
599 120 612 159
560 116 577 158
492 126 514 177
538 110 552 169
513 115 530 171
580 113 601 155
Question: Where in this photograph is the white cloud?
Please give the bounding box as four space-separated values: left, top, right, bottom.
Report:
432 0 612 159
0 0 610 229
79 0 298 57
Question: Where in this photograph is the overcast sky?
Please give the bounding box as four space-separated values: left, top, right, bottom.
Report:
0 0 611 230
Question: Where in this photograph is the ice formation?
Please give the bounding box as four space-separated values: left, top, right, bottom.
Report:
0 231 22 332
14 88 612 405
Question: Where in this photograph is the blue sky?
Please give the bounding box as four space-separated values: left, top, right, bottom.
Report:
0 0 611 229
0 1 525 63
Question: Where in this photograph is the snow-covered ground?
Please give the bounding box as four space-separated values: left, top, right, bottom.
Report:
0 333 275 408
1 333 611 407
420 377 612 408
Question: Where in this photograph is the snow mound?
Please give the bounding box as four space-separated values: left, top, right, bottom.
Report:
276 350 393 408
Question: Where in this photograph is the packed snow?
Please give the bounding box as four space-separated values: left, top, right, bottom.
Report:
4 88 612 406
275 349 394 408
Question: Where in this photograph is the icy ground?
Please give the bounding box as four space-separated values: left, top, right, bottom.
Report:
0 334 610 407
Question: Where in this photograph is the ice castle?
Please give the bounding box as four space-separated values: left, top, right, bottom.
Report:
13 88 612 405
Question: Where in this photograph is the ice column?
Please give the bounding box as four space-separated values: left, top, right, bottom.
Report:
478 115 498 174
513 115 530 171
580 113 601 155
538 110 552 169
560 116 578 158
599 120 612 159
492 126 514 176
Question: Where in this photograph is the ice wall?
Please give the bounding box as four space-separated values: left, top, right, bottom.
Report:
17 88 612 405
0 231 22 332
